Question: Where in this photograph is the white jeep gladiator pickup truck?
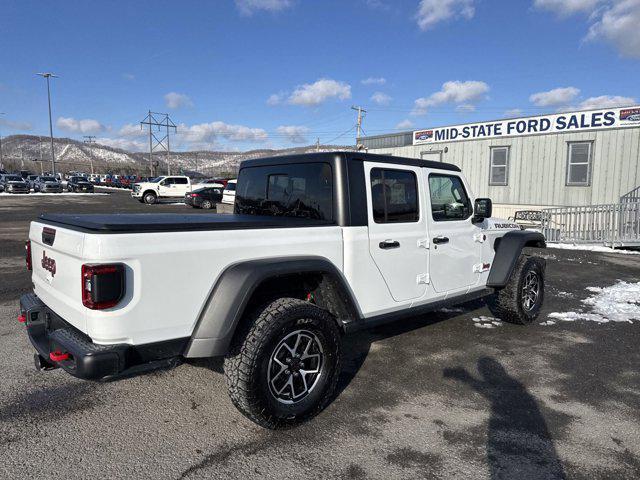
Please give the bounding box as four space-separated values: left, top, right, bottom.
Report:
19 152 545 428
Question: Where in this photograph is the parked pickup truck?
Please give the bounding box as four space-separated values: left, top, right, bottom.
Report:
19 152 545 429
131 175 191 204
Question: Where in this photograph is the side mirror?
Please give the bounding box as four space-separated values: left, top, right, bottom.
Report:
473 198 492 223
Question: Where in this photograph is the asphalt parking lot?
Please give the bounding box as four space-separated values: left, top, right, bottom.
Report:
1 190 639 479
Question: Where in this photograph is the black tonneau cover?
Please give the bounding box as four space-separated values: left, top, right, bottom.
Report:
38 213 335 233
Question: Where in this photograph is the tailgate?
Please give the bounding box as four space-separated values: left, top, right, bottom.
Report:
29 221 87 332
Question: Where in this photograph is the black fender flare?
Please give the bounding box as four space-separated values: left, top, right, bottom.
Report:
486 230 546 288
184 256 361 358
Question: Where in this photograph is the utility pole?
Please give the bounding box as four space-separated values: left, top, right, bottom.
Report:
351 105 367 143
194 152 198 174
140 111 176 177
36 72 59 175
0 112 5 169
83 135 96 174
316 137 320 152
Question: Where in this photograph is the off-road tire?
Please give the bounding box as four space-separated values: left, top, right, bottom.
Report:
201 199 213 209
224 297 341 429
487 254 545 325
143 192 157 205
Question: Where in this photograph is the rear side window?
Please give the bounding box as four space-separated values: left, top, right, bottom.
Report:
235 163 333 220
428 174 472 221
370 168 419 223
173 177 188 185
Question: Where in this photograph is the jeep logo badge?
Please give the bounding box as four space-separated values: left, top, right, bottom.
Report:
41 251 56 277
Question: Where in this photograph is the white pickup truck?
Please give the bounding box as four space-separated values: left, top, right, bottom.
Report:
131 175 192 204
19 152 545 428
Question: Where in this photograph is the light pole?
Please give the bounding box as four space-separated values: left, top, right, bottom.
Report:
36 72 59 175
0 112 5 170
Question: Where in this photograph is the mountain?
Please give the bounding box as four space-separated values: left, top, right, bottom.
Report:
0 135 355 176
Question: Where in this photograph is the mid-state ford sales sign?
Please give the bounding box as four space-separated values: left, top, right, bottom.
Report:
413 106 640 145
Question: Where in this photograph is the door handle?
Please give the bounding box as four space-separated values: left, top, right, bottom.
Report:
379 240 400 249
432 236 449 245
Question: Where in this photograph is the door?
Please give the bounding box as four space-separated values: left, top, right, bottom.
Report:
173 177 190 196
158 177 174 196
426 172 480 293
366 163 429 302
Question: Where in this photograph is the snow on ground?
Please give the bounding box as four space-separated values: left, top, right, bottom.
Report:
0 192 109 197
472 316 504 329
548 243 640 255
548 281 640 324
540 320 556 326
438 307 466 314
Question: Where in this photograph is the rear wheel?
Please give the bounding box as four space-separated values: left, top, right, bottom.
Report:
224 298 341 429
143 192 157 205
487 255 545 324
201 199 213 209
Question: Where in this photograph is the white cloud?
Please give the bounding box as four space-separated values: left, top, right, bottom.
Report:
0 118 32 131
395 119 414 130
586 0 640 58
276 125 310 143
122 73 135 80
267 93 284 106
415 0 475 30
235 0 293 15
287 78 352 106
371 91 392 105
535 0 640 58
164 92 193 109
118 123 145 137
412 80 489 115
361 77 386 86
96 137 146 152
578 95 636 109
529 87 580 107
533 0 600 15
56 117 106 134
178 121 268 144
456 104 475 113
504 108 524 117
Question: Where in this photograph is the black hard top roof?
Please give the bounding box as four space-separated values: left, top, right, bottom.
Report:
240 151 461 172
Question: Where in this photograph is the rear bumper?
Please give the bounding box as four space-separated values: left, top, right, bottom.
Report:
20 293 188 380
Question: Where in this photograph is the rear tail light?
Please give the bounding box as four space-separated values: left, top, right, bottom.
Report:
82 264 125 310
191 193 200 197
25 240 32 270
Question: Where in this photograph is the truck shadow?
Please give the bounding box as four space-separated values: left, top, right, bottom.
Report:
443 357 566 479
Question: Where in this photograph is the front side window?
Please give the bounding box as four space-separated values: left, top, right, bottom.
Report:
235 162 333 220
489 147 509 186
370 168 419 223
429 174 472 221
567 142 592 186
161 178 175 186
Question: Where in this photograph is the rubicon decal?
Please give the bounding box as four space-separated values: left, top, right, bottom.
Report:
41 251 56 277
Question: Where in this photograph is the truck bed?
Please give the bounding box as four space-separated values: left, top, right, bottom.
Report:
38 213 335 233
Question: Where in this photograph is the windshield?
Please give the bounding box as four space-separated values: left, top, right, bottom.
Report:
235 163 333 220
225 182 237 191
40 177 56 182
5 175 23 182
71 177 86 182
149 176 164 183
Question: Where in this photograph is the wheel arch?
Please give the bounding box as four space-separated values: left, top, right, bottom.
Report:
184 256 361 358
486 230 546 288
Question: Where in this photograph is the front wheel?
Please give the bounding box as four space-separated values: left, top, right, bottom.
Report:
224 298 341 429
487 255 545 324
143 192 157 205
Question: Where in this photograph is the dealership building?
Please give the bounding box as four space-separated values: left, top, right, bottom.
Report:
359 106 640 218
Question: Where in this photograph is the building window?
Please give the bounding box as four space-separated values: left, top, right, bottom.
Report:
566 142 593 186
489 147 509 186
370 168 419 223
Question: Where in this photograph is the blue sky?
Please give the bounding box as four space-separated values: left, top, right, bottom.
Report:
0 0 639 151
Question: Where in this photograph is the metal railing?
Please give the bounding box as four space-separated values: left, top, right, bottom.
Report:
541 201 640 246
621 185 640 203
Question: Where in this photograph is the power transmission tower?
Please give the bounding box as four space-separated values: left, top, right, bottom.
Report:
83 135 96 174
140 110 177 177
351 105 367 143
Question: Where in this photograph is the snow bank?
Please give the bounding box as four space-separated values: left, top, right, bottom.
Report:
548 281 640 324
548 243 640 255
0 192 109 197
